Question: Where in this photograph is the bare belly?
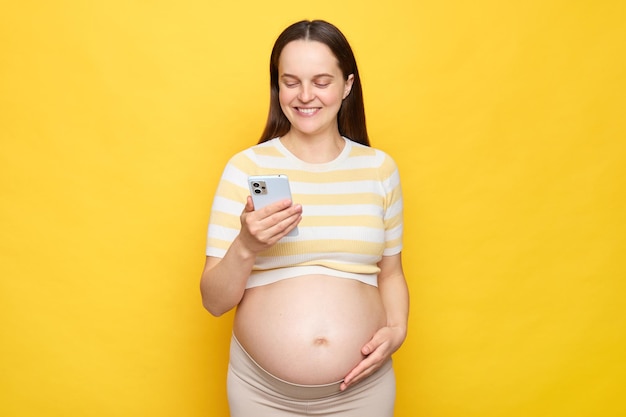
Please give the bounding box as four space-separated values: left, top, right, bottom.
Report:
233 275 386 385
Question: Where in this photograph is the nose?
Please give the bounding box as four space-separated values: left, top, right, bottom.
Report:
297 83 314 102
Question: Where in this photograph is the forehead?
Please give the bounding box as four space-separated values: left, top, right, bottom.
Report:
278 40 341 75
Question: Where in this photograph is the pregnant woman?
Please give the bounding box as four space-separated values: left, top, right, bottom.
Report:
200 19 409 417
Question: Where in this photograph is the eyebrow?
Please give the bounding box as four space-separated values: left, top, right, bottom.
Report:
280 73 335 79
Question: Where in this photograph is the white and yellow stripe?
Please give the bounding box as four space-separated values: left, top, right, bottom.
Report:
206 137 403 288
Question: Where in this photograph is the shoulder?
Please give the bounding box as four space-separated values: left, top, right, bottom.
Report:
224 139 282 171
347 140 399 173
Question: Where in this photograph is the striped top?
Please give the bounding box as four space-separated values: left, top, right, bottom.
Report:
206 137 403 288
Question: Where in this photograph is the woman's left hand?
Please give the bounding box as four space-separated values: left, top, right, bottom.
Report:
340 325 406 391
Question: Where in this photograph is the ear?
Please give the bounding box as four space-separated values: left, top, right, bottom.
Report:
343 74 355 99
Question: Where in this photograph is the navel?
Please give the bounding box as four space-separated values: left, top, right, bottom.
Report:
313 337 329 346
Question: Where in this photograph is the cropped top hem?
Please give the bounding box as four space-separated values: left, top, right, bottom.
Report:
247 265 378 289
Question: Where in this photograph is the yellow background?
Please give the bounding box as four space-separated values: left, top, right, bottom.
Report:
1 1 624 416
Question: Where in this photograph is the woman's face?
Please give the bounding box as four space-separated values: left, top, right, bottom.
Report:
277 40 354 139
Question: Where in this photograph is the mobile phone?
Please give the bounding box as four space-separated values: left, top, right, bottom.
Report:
248 175 298 236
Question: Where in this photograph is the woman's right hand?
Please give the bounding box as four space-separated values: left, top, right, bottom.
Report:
200 196 301 316
238 195 302 253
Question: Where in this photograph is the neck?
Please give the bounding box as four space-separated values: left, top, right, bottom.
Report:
280 131 345 164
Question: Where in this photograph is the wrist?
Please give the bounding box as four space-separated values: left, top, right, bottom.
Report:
232 236 258 262
388 323 408 342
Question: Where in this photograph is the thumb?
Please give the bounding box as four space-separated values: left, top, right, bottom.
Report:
244 195 255 212
362 339 377 356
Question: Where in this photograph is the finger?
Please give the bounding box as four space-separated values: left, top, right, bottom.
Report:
361 330 387 356
262 203 301 230
342 356 377 389
362 340 377 356
257 198 294 217
268 212 302 240
341 365 376 391
245 195 255 212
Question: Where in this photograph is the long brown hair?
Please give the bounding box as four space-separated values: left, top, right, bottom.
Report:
258 20 369 146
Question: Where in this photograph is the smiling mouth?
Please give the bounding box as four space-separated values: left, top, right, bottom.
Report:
296 107 320 115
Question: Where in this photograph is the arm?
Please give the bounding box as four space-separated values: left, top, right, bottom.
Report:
341 252 409 390
200 196 302 316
